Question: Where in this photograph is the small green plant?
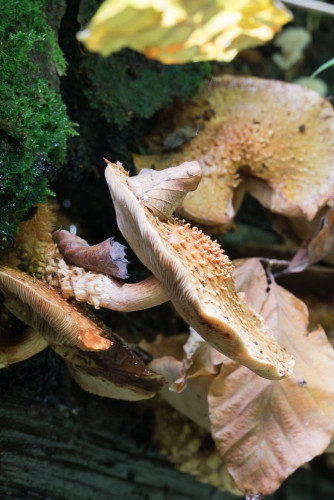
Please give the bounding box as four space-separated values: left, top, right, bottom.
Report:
311 57 334 78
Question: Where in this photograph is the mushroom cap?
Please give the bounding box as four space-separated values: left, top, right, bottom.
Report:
0 326 48 368
0 265 112 351
52 332 164 401
104 161 294 379
134 75 334 226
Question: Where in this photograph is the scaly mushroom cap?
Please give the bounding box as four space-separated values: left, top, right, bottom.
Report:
134 75 334 226
105 161 294 379
0 265 111 351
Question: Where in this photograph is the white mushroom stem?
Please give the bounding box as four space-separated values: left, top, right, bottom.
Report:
46 257 170 312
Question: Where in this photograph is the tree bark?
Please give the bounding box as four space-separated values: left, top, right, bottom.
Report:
0 348 231 500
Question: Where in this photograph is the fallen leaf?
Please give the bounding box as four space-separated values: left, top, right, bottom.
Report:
208 259 334 495
77 0 292 63
283 208 334 274
148 258 334 495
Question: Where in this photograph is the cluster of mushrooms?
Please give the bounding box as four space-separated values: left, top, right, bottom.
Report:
1 76 334 497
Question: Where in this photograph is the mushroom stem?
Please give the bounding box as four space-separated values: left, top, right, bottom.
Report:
47 257 170 312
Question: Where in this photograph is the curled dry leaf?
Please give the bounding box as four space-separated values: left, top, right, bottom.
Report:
105 161 294 379
284 207 334 274
53 230 129 279
144 332 215 430
134 76 334 227
77 0 291 64
0 265 112 351
127 161 202 220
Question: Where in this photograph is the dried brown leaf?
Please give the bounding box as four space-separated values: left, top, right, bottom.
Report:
284 208 334 274
53 230 129 279
149 259 334 495
208 259 334 495
127 161 202 220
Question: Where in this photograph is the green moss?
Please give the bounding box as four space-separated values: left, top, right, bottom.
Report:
83 49 211 130
0 0 76 241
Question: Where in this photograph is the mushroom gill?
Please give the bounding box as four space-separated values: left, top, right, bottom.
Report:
134 75 334 227
104 161 294 380
0 265 112 351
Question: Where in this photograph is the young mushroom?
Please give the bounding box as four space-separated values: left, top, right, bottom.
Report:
134 75 334 228
100 160 294 380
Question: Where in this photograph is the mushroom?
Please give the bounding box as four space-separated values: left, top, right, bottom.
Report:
52 332 164 401
134 75 334 228
100 160 294 380
45 161 202 311
46 250 169 312
0 326 47 368
0 265 112 351
0 265 164 400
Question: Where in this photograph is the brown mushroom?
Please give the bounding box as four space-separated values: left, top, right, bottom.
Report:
0 265 164 400
45 162 202 311
103 160 294 380
0 265 112 351
0 326 47 368
52 331 164 401
134 75 334 228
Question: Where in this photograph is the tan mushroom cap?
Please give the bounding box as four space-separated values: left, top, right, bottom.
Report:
52 332 164 401
0 265 112 351
134 75 334 226
105 161 294 380
0 327 48 368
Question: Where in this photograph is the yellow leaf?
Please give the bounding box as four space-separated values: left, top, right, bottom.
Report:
77 0 292 63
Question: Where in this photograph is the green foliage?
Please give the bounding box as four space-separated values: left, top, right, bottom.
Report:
311 57 334 78
83 49 212 129
0 0 76 240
